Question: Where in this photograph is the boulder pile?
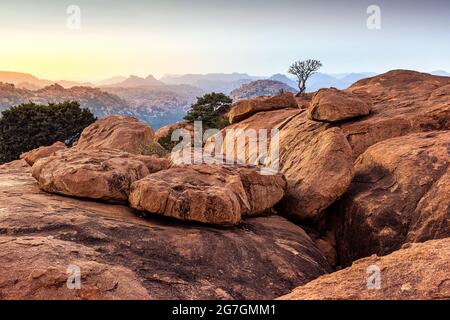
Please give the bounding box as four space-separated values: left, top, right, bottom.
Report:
0 70 448 300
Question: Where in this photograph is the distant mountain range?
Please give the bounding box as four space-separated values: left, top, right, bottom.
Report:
0 82 129 119
104 75 163 88
431 70 450 77
1 70 448 129
160 73 260 94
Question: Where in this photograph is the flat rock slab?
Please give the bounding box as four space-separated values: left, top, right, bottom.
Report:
75 115 154 154
335 131 450 265
228 93 297 124
32 148 169 202
0 165 330 299
0 236 151 300
279 238 450 300
129 164 287 226
307 87 371 122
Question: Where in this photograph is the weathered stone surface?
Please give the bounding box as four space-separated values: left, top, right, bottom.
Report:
206 70 450 220
228 93 297 124
0 236 150 300
129 164 287 226
32 148 169 202
295 93 313 109
0 164 331 299
275 113 354 219
342 70 450 157
76 115 154 153
0 159 30 172
335 131 450 265
307 87 371 122
278 238 450 300
20 141 66 166
206 109 354 220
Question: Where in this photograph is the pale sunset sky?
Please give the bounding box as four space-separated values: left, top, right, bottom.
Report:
0 0 449 81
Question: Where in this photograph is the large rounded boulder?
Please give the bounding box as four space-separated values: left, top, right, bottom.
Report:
307 87 371 123
76 115 155 154
129 164 287 226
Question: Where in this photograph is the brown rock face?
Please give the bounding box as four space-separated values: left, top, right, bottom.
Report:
76 115 155 154
278 238 450 300
0 164 330 299
335 131 450 265
228 93 297 124
206 70 449 220
307 88 371 123
275 113 354 219
342 70 450 157
295 93 313 109
129 164 287 226
0 236 150 300
20 141 66 166
32 148 169 203
206 110 354 220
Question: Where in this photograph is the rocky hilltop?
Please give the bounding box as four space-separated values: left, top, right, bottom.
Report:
230 80 296 100
0 70 449 300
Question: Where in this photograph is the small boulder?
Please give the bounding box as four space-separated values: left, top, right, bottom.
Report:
308 88 371 123
228 93 297 124
76 115 154 154
129 164 286 226
278 238 450 300
20 141 66 166
32 148 169 202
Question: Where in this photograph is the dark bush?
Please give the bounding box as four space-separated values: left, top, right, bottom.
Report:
184 92 232 129
0 101 95 164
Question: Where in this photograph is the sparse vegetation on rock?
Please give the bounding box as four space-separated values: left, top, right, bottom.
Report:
184 92 232 129
288 59 323 96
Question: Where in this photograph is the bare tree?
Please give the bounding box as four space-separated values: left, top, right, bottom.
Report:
288 59 323 96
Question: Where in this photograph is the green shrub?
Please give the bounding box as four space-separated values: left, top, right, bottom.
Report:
184 92 232 129
0 101 95 164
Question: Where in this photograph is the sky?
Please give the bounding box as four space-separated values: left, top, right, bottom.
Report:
0 0 449 81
